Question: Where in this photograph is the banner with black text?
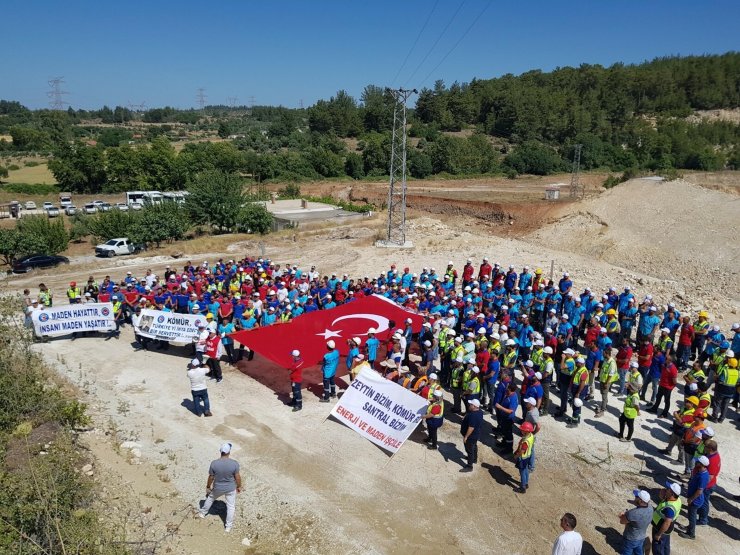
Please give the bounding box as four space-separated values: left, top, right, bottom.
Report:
32 303 115 337
329 368 428 454
134 309 205 343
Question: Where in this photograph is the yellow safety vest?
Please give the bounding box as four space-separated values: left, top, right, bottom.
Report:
427 382 443 400
658 336 673 353
67 287 81 299
468 376 481 395
113 301 122 313
451 365 463 389
624 393 640 419
451 345 465 361
461 369 472 392
503 349 517 368
488 340 501 355
599 358 617 384
562 357 575 376
438 328 450 350
573 365 588 386
652 499 682 532
717 365 738 386
39 290 52 307
519 433 535 458
531 347 543 369
694 320 709 336
710 351 726 368
606 317 620 333
427 399 444 421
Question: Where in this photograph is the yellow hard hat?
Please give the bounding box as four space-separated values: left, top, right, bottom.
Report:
698 311 708 318
728 358 738 368
606 309 616 316
206 313 214 319
685 396 700 405
535 268 543 275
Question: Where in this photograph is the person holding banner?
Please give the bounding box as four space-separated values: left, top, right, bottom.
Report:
422 389 444 450
205 328 224 383
460 398 484 472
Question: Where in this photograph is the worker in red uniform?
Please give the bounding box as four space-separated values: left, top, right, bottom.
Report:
287 349 304 412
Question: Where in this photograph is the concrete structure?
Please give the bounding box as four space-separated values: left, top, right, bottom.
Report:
545 184 563 201
259 199 368 231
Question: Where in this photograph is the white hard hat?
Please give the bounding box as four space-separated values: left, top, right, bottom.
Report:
477 327 487 335
352 337 361 345
543 346 553 354
291 349 300 357
525 360 534 368
506 339 516 346
367 327 376 334
573 398 583 408
433 389 443 397
429 373 438 380
327 340 336 349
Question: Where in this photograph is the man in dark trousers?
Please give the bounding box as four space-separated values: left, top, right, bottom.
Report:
287 349 304 411
459 398 483 472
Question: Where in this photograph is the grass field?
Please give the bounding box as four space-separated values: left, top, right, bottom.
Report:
3 162 57 185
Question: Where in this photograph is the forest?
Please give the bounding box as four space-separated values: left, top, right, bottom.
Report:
1 53 738 193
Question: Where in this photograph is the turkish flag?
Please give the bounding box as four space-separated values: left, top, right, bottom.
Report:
230 294 424 368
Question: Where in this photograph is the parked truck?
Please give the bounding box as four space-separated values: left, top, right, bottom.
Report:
94 237 145 257
59 192 73 207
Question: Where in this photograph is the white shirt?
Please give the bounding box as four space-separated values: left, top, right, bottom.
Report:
195 330 209 352
187 367 208 391
552 530 582 555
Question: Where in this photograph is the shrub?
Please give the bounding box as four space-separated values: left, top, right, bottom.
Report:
7 163 20 171
2 182 60 195
24 160 40 167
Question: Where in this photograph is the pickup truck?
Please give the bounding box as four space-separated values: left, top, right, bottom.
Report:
94 237 145 257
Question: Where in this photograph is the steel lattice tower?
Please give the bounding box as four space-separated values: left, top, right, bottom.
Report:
383 88 416 246
569 144 583 199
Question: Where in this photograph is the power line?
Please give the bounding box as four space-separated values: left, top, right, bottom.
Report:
47 77 69 110
196 88 207 111
402 0 467 88
417 0 492 89
390 0 440 86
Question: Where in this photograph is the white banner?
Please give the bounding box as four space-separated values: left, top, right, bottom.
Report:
134 309 205 343
32 303 115 337
329 368 428 454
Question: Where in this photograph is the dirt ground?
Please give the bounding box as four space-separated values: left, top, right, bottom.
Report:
5 173 740 554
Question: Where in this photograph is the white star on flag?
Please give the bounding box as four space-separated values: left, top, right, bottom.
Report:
316 328 343 339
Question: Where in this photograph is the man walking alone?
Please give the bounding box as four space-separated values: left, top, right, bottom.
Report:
198 442 242 533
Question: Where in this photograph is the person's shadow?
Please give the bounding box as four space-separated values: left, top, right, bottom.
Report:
181 398 196 415
198 498 227 526
594 525 624 553
437 441 467 468
481 462 518 489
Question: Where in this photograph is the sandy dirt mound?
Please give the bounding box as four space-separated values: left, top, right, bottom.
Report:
527 178 740 302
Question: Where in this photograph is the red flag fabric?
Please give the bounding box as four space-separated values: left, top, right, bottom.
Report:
230 294 424 368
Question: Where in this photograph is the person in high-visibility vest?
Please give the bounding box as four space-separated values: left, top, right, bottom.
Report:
464 367 481 407
421 389 444 450
650 482 682 554
595 348 617 417
540 346 555 416
618 382 641 442
567 357 589 427
664 396 698 461
450 356 465 414
514 421 535 494
554 348 576 417
691 311 710 361
38 283 53 307
710 355 737 423
66 281 82 304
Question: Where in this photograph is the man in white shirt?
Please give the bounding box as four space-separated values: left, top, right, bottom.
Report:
187 358 212 417
194 323 209 363
552 513 583 555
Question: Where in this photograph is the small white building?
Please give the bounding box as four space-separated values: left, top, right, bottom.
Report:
545 183 564 200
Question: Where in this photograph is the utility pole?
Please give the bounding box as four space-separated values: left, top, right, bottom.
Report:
299 99 304 109
196 88 207 112
569 144 583 199
227 96 238 108
47 77 69 110
377 87 416 248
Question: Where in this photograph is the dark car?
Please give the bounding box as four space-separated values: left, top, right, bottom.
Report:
12 254 70 273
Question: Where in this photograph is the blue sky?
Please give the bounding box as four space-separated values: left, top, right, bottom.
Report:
3 0 738 110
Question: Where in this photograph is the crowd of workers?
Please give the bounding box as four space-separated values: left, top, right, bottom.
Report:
24 255 738 554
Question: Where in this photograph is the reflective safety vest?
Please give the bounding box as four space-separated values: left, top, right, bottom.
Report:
698 392 712 409
461 369 472 392
451 365 463 389
624 393 640 419
694 320 709 336
562 356 575 376
518 433 535 459
488 340 501 355
694 441 706 458
39 290 52 307
628 370 643 389
438 328 450 350
599 358 618 384
67 287 81 299
279 312 290 323
503 349 518 368
606 317 620 333
451 345 465 362
530 347 543 369
677 407 695 429
468 376 481 395
427 399 444 421
652 499 682 533
573 365 588 386
717 364 738 386
710 350 726 367
113 301 122 313
427 382 443 400
542 357 555 378
413 375 429 391
659 336 673 353
688 368 706 382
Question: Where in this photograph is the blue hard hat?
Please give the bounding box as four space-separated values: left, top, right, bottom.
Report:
720 340 730 349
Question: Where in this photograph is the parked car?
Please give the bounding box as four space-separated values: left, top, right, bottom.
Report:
46 207 60 218
130 202 143 211
64 205 77 216
114 202 129 211
43 202 54 210
25 201 37 210
92 200 105 208
94 237 145 257
99 202 112 212
12 254 70 273
83 203 98 214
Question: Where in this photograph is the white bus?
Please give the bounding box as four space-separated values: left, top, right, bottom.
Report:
125 191 163 207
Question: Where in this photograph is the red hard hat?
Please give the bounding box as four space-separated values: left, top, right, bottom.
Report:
520 422 534 433
70 281 76 287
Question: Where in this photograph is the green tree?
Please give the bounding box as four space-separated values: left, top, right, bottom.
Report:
408 149 433 178
83 209 139 241
504 141 563 175
344 152 364 179
48 142 107 193
131 203 190 247
235 203 273 234
16 216 69 254
0 228 47 264
185 170 245 233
